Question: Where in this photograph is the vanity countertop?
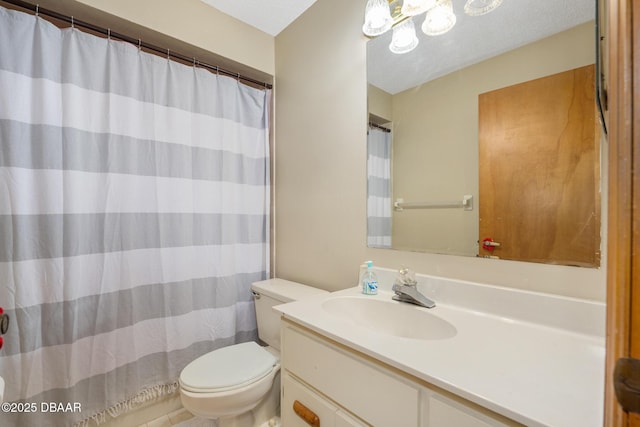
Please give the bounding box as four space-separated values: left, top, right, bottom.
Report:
275 280 605 427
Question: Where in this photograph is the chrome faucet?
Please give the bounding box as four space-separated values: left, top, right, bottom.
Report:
391 267 436 309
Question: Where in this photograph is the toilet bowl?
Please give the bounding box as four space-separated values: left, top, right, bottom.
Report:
179 279 327 426
180 341 279 424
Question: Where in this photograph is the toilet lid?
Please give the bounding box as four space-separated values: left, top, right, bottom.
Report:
180 342 277 393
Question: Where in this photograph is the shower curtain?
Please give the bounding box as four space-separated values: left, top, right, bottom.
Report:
0 6 270 427
367 126 392 248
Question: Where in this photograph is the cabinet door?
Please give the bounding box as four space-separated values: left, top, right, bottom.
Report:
427 395 512 427
283 323 419 426
282 372 337 427
336 410 369 427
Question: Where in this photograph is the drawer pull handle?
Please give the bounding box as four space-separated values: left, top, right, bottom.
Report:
293 400 320 427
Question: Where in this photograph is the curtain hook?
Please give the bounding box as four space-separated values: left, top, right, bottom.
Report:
107 29 111 40
71 16 74 28
35 4 39 17
237 72 240 82
167 49 170 60
215 66 219 75
138 39 142 51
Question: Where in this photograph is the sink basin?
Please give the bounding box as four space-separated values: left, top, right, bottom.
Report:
321 296 457 340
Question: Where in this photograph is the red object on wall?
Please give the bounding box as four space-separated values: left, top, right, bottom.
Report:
482 237 497 252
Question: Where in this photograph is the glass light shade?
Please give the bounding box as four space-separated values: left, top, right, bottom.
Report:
362 0 393 37
421 0 456 36
464 0 503 16
401 0 437 17
389 18 419 54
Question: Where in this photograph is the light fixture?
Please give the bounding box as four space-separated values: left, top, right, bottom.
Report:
401 0 437 17
362 0 393 37
421 0 456 36
389 18 419 54
464 0 503 16
362 0 503 54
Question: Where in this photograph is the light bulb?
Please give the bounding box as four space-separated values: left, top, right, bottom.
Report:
389 18 419 54
464 0 503 16
362 0 393 37
421 0 456 36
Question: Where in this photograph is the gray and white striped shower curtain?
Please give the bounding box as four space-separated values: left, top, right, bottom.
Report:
0 6 270 426
367 126 392 248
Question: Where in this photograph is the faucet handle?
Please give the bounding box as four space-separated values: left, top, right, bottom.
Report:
395 266 417 286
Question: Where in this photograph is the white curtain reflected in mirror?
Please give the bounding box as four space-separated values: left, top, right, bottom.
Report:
367 125 392 248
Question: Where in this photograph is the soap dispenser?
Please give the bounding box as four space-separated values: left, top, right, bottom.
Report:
361 261 379 295
358 262 368 287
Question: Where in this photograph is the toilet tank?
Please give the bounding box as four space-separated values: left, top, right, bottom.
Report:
251 279 327 350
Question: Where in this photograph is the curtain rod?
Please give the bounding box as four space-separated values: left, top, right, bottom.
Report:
369 122 391 133
0 0 273 90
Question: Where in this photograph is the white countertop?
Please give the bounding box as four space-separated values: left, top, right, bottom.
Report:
275 275 605 427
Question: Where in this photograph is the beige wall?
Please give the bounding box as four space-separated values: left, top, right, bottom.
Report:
26 0 275 80
390 22 595 256
368 84 392 122
275 1 606 301
75 0 274 76
274 0 369 290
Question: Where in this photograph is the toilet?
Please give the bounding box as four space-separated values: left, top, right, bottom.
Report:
179 278 327 427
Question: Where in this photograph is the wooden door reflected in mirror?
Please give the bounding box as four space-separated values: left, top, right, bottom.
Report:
478 64 600 266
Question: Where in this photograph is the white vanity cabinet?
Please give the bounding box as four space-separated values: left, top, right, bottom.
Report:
281 320 521 427
424 393 516 427
282 372 368 427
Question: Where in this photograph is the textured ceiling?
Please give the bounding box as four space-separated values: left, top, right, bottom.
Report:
199 0 595 95
199 0 317 36
367 0 595 94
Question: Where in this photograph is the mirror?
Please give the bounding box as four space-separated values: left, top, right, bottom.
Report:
366 0 601 266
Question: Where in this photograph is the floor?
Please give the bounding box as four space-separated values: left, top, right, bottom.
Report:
137 408 216 427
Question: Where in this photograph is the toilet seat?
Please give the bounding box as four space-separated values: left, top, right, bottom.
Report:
180 342 277 393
